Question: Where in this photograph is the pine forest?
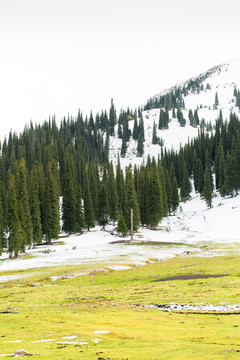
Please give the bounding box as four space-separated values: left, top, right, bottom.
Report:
1 98 240 258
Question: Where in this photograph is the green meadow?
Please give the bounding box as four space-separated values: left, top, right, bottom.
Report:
0 253 240 359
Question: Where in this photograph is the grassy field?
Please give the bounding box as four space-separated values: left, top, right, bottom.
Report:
0 254 240 359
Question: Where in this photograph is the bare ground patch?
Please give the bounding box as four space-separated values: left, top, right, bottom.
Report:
152 274 229 282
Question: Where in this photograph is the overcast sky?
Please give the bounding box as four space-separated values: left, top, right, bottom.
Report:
0 0 240 138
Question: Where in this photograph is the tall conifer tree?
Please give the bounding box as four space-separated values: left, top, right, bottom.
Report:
62 146 77 233
29 162 42 246
124 166 140 231
83 168 95 230
108 162 118 224
98 182 108 228
17 158 33 248
43 161 60 244
7 172 24 257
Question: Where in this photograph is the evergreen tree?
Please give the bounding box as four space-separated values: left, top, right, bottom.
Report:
214 92 219 109
89 162 100 220
147 167 163 228
117 122 122 139
158 162 168 217
132 118 138 140
121 120 128 157
62 146 77 233
16 158 33 248
203 164 213 208
137 132 144 157
0 194 4 255
177 108 186 127
75 183 84 232
83 168 95 230
224 152 236 196
109 99 117 136
138 115 145 141
197 159 205 194
28 162 42 246
42 161 60 244
117 211 128 236
116 155 125 213
152 121 158 144
159 109 165 129
7 172 24 257
124 166 140 231
236 90 240 108
108 162 118 223
180 161 192 201
172 107 176 118
137 168 147 225
171 176 179 214
98 182 108 228
218 143 226 196
165 169 172 215
164 110 169 128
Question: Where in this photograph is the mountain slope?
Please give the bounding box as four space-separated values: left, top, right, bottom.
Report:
110 58 240 169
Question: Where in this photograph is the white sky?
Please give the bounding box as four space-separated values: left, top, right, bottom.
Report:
0 0 240 138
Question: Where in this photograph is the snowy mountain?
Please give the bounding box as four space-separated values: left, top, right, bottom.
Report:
110 57 240 169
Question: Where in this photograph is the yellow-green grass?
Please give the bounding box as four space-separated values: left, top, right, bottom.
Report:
1 254 240 359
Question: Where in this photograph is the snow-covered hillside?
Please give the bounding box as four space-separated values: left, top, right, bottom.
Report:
110 57 240 169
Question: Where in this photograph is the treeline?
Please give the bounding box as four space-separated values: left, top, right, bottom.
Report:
1 101 240 258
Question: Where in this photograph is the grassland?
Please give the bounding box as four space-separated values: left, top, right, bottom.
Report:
0 254 240 359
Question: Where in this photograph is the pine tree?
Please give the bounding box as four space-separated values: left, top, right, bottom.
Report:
109 99 117 136
124 166 140 231
159 109 165 129
0 194 4 255
147 167 163 228
203 164 213 208
121 132 127 157
132 118 138 140
138 115 145 141
164 110 169 128
172 107 176 118
7 172 24 258
224 152 235 196
117 122 122 139
165 169 171 215
83 168 95 231
177 108 186 127
89 162 100 220
236 90 240 108
62 146 77 233
137 168 147 225
42 161 60 244
152 121 158 144
197 160 205 194
137 132 144 157
214 92 219 109
218 143 226 196
29 162 42 246
117 211 128 237
98 182 108 228
75 183 84 232
180 161 192 201
108 162 118 224
158 162 168 217
116 155 125 213
171 176 179 214
17 158 33 248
